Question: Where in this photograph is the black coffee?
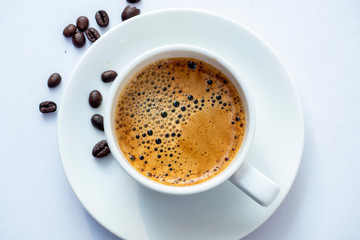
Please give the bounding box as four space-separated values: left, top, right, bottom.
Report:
114 57 246 186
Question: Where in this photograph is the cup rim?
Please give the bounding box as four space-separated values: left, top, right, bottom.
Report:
104 44 255 195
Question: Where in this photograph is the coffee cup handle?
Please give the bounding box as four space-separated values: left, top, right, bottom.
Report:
229 162 280 207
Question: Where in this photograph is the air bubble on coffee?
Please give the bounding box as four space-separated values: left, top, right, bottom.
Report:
115 58 246 186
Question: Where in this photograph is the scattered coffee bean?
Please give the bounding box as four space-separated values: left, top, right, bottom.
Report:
89 90 103 108
39 101 57 113
95 10 109 27
63 24 77 37
121 6 140 21
127 0 141 3
76 16 89 31
101 70 118 83
91 114 104 131
85 27 100 42
92 140 111 158
47 73 61 88
72 31 86 48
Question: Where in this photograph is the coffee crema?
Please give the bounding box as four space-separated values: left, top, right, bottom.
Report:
114 57 245 186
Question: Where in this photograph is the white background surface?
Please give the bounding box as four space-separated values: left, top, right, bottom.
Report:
1 0 359 239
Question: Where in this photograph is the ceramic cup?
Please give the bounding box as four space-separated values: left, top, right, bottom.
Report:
104 44 280 207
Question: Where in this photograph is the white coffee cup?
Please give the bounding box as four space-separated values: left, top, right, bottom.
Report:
104 44 280 207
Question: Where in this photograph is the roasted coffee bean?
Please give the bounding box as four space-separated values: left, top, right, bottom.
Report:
39 101 57 113
76 16 89 31
72 31 86 48
127 0 141 3
85 28 100 42
63 24 76 37
95 10 109 27
47 73 61 88
89 90 103 108
92 140 111 158
101 70 118 83
91 114 104 130
121 6 140 21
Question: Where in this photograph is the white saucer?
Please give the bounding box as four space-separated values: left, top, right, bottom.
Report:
58 9 304 240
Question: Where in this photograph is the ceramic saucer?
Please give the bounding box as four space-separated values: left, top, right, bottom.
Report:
58 9 304 240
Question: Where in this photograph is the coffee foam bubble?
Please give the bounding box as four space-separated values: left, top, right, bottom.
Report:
115 57 245 186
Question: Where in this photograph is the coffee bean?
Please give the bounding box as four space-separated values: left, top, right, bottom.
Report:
63 24 76 37
91 114 104 131
95 10 109 27
72 31 86 48
127 0 141 3
89 90 102 108
121 6 140 21
85 27 100 42
76 16 89 31
47 73 61 88
39 101 57 113
92 140 111 158
101 70 118 83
